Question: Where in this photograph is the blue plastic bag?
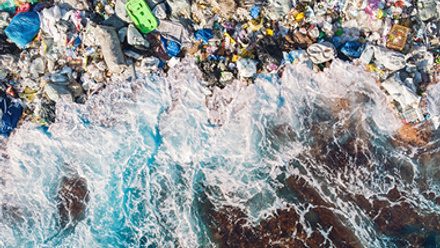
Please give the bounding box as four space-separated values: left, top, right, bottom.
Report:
0 98 23 136
161 37 181 57
330 36 342 49
194 29 214 43
250 6 260 19
340 41 365 58
5 11 40 48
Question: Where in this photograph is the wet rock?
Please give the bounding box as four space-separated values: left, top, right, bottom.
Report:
394 123 431 147
286 176 364 247
198 175 363 247
352 188 440 247
289 98 440 247
307 110 370 171
273 123 296 142
386 186 402 202
331 98 351 116
56 175 89 229
398 160 415 184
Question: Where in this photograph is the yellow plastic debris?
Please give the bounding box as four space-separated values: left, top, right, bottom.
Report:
249 18 263 32
224 32 237 44
232 54 240 63
266 28 274 36
240 49 254 59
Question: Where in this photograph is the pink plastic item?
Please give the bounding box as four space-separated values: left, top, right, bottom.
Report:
15 2 31 15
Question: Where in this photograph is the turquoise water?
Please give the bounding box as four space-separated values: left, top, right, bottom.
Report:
1 59 440 247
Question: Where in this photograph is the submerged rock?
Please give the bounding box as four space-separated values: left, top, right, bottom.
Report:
198 179 363 248
56 175 89 229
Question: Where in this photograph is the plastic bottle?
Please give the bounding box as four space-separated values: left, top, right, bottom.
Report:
49 74 70 84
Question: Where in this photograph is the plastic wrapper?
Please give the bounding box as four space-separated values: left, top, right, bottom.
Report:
155 19 193 48
236 58 257 78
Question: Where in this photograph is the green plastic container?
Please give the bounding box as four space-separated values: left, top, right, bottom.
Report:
125 0 158 34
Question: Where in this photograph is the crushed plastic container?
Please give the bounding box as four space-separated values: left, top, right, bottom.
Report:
126 0 158 34
401 107 424 124
386 24 409 51
155 19 193 47
0 12 10 28
44 82 74 102
306 42 336 64
127 24 150 47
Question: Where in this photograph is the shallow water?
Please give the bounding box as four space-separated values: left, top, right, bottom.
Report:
1 58 440 247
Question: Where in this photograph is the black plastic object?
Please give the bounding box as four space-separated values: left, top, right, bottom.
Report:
255 35 284 66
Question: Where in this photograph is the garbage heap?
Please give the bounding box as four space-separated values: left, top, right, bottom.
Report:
0 0 440 135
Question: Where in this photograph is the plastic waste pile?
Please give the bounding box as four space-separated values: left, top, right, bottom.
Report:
0 0 439 135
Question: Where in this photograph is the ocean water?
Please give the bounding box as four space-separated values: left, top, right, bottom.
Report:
1 58 440 247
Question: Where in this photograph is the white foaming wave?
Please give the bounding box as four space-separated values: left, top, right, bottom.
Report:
248 61 402 246
156 60 279 244
166 59 405 246
0 65 174 247
0 122 60 247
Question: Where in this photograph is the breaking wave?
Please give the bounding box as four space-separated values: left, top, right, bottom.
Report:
1 58 440 247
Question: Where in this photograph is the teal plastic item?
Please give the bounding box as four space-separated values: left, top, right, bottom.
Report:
125 0 158 34
0 0 16 14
